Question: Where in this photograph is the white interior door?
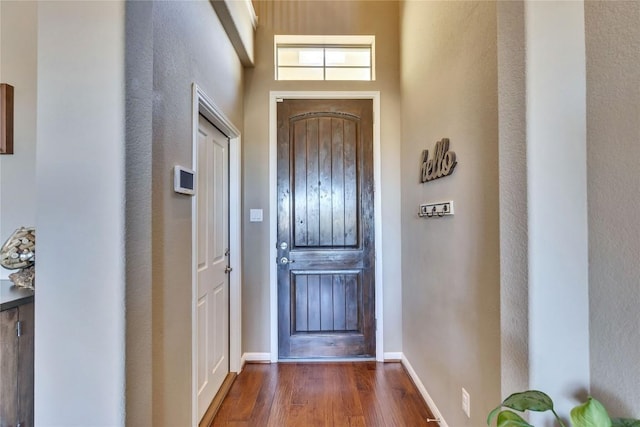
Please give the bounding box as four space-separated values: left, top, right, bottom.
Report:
196 115 229 421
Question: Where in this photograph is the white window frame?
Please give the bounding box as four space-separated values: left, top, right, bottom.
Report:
274 35 376 81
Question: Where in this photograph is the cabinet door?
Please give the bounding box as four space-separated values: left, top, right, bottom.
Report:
0 307 19 427
18 303 34 427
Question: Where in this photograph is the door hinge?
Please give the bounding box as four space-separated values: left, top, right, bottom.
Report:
16 320 22 337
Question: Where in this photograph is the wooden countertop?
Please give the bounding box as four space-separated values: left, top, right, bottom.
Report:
0 279 34 311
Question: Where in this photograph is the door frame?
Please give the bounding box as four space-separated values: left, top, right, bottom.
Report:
269 91 383 362
191 83 242 427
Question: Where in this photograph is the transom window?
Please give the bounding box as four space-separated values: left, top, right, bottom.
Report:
275 35 375 81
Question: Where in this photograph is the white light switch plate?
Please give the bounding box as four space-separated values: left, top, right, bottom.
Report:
462 388 470 418
249 209 263 222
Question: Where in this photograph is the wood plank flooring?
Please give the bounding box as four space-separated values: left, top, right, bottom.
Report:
211 362 438 426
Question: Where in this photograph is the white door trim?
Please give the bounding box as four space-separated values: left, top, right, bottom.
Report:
269 91 383 362
191 83 242 426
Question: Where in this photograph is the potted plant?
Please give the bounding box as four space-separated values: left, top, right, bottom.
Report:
487 390 640 427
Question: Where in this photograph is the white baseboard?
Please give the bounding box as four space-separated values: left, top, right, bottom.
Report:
383 352 403 361
401 354 449 427
241 352 272 368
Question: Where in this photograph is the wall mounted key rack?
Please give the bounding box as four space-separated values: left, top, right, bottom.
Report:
418 201 454 218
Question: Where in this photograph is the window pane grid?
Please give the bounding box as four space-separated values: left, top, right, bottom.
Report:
276 44 372 81
278 66 371 69
278 44 372 50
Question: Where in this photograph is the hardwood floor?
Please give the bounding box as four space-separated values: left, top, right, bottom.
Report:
211 362 438 426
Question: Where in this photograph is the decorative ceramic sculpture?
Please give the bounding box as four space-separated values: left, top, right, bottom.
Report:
0 226 35 289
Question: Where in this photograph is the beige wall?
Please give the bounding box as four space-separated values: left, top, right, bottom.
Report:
36 1 126 424
125 2 153 425
0 1 37 279
400 2 501 425
497 0 529 398
525 2 590 420
586 1 640 418
125 1 244 425
243 0 403 354
11 1 640 424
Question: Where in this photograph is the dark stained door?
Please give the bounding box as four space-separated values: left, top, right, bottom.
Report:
277 99 375 358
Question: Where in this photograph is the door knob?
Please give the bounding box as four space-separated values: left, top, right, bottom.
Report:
279 257 295 265
225 266 233 274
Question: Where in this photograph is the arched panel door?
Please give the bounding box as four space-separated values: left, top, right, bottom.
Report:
277 99 375 358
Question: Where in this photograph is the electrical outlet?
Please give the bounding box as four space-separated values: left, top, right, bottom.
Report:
462 388 471 418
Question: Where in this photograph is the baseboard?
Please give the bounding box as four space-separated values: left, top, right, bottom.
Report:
241 352 272 368
401 354 449 427
278 357 376 363
383 352 403 362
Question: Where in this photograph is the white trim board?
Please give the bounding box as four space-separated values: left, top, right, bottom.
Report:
241 352 272 368
191 83 243 427
278 358 376 363
401 355 449 427
383 352 403 362
268 91 384 363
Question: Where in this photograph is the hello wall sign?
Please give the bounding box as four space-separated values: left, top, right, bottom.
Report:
420 138 457 183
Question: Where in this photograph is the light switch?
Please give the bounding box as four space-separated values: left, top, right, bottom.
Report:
249 209 263 222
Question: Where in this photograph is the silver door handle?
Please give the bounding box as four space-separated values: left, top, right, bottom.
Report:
225 266 233 274
279 257 295 265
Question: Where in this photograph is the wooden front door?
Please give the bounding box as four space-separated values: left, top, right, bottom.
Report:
277 99 375 359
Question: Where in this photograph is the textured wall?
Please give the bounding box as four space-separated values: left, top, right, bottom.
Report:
400 2 501 425
497 0 529 398
525 2 590 422
35 2 126 425
151 2 243 425
125 1 154 426
0 1 37 280
0 0 1 237
586 1 640 418
244 0 403 354
125 2 244 425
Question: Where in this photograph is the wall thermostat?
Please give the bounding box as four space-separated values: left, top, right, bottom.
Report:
174 166 195 195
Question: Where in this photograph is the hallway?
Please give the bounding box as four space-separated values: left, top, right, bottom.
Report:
2 1 637 425
211 362 437 426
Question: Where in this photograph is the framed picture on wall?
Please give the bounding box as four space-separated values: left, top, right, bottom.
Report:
1 83 14 155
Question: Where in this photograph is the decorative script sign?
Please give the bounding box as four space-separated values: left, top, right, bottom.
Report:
420 138 457 183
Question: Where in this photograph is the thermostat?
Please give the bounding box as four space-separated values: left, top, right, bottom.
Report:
174 166 195 195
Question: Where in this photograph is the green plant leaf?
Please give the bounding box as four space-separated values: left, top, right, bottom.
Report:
496 410 534 427
502 390 554 412
488 405 503 425
570 397 612 427
612 419 640 427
